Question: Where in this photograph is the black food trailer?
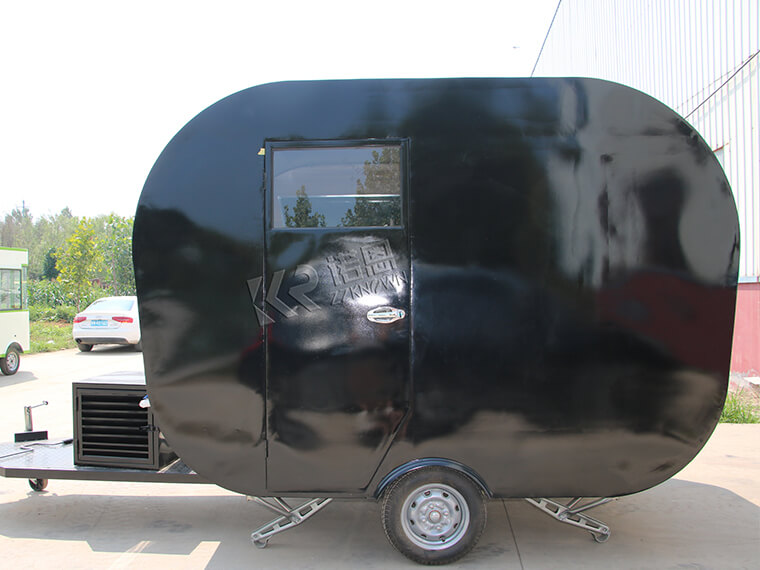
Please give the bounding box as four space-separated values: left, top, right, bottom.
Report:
0 78 740 565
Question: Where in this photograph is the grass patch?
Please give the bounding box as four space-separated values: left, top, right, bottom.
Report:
29 321 76 353
720 390 760 424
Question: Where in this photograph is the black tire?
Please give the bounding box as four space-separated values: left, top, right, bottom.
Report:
0 346 20 375
382 467 486 565
134 340 143 352
29 478 48 492
77 342 93 352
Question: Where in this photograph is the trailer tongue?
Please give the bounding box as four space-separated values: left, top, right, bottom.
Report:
0 440 204 486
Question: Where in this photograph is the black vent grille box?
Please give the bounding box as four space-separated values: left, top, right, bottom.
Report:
73 372 174 470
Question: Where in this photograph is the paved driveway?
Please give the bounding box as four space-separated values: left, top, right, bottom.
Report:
0 349 757 569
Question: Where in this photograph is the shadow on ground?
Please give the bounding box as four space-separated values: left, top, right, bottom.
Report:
0 478 756 568
505 478 759 569
0 370 38 388
73 345 140 357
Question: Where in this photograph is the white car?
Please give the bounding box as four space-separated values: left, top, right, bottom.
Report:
73 296 141 352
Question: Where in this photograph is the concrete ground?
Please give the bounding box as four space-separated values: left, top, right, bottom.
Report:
0 348 757 569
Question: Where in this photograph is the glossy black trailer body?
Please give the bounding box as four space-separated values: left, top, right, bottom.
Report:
133 78 739 500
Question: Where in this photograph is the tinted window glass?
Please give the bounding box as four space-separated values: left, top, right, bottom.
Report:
0 269 22 310
21 266 27 309
86 298 135 312
272 145 401 228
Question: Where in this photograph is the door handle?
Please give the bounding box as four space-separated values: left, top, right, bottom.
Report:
367 306 406 324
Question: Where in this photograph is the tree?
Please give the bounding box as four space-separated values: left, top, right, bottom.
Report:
42 248 59 280
283 186 326 228
1 206 136 306
0 205 34 249
56 218 104 310
96 214 135 295
0 207 79 279
341 147 401 227
30 208 79 278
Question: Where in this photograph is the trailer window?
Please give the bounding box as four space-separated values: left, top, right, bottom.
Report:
0 269 23 311
271 144 402 228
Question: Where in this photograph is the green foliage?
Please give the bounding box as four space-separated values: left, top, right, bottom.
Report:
55 305 78 322
0 205 34 253
30 304 78 322
80 286 108 308
284 186 326 228
0 207 77 279
28 278 74 307
29 304 56 322
42 248 59 280
95 214 136 295
29 321 76 353
1 207 136 300
56 218 105 311
720 390 760 424
29 278 104 311
342 147 401 227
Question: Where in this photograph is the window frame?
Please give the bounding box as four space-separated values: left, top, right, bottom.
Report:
0 268 23 311
266 138 408 231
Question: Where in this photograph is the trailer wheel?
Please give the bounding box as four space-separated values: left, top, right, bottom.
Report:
0 346 20 375
29 478 48 492
382 467 486 565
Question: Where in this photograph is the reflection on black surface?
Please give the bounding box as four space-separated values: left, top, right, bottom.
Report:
134 78 740 498
134 207 263 387
342 147 402 227
264 226 410 491
133 206 268 494
635 169 689 271
282 186 326 228
273 145 402 228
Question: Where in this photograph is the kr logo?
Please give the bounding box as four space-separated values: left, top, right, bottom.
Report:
246 265 320 326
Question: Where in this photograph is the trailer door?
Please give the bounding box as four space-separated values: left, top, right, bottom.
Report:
262 140 410 492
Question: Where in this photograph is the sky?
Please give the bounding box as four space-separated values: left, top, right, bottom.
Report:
0 0 559 220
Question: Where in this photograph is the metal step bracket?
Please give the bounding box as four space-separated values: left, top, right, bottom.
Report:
249 496 333 548
525 497 612 542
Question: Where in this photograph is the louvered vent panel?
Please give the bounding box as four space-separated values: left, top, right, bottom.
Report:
81 394 149 458
74 383 158 469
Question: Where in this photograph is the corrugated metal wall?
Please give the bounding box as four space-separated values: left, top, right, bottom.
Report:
533 0 759 280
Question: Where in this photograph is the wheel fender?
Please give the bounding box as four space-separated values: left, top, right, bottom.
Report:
374 458 492 499
2 342 23 357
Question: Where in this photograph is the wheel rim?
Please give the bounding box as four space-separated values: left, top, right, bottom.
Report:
400 483 470 550
5 351 18 372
